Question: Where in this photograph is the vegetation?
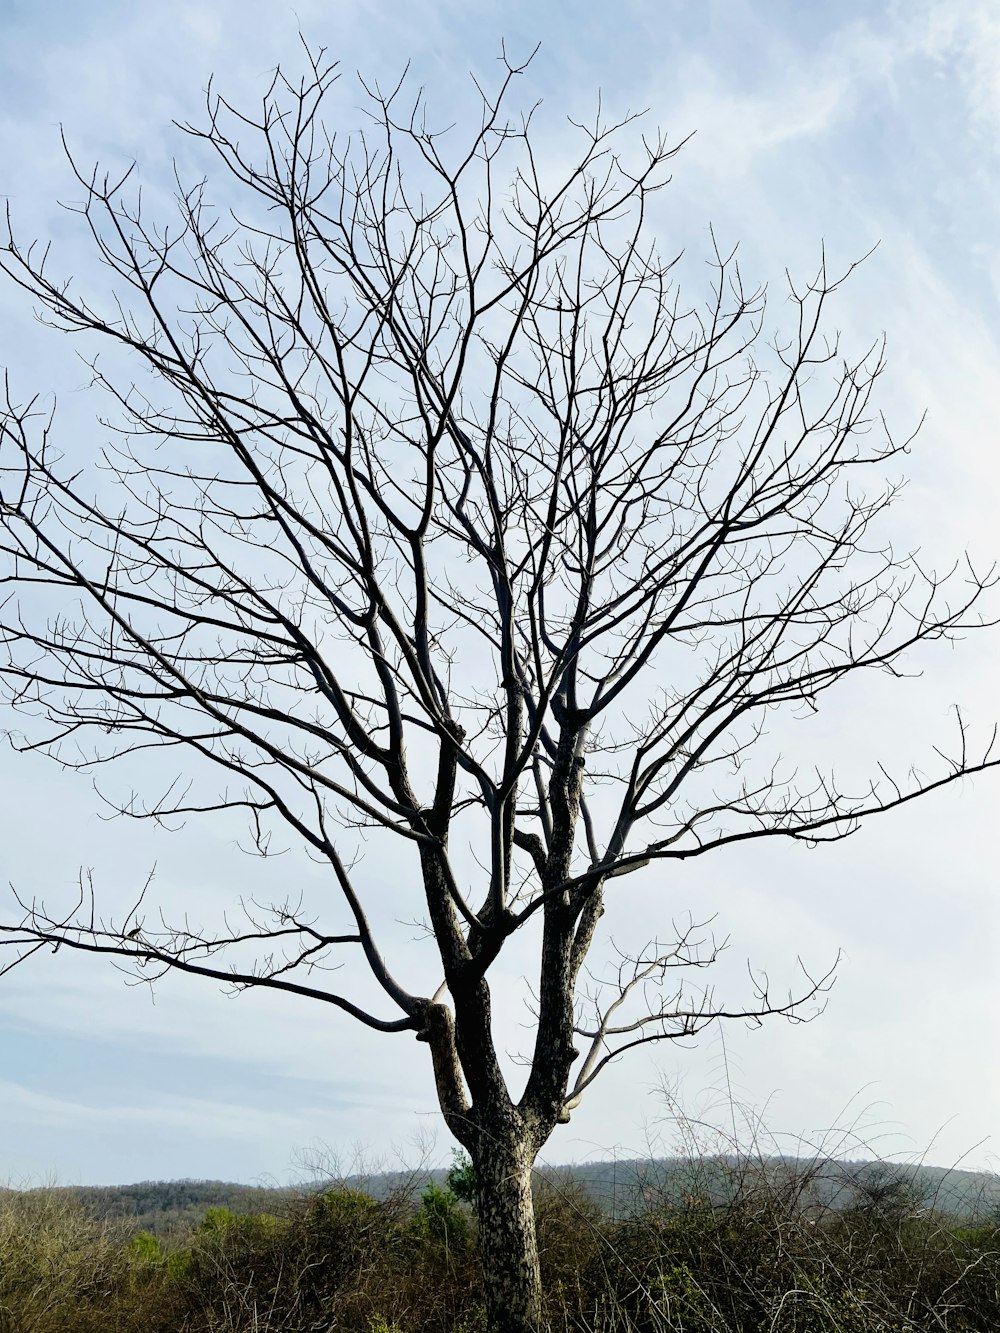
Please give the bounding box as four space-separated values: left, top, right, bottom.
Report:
2 1154 998 1332
49 1181 298 1240
35 1157 1000 1236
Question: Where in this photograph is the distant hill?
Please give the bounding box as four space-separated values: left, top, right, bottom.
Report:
38 1179 296 1237
346 1156 1000 1222
28 1156 1000 1236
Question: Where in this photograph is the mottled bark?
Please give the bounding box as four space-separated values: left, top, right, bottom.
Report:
423 985 547 1330
473 1117 545 1333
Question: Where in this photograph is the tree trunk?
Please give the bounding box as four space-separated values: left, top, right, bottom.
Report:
474 1126 545 1333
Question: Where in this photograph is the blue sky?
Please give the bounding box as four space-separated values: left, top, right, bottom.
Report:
1 0 998 1186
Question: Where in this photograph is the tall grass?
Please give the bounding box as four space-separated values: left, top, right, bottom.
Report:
2 1144 998 1331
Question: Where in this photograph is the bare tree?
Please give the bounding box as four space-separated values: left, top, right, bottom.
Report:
0 48 996 1332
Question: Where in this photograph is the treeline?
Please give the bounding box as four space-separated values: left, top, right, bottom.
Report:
51 1179 296 1238
34 1155 1000 1237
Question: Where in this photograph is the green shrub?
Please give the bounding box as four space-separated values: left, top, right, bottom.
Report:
129 1229 165 1264
411 1182 471 1249
447 1152 478 1205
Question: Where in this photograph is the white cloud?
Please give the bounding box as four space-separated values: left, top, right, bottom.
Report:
898 0 1000 138
2 1078 309 1141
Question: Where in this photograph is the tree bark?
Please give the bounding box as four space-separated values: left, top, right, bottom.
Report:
473 1122 545 1333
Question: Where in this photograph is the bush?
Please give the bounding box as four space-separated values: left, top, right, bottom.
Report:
446 1153 478 1205
0 1187 179 1333
1 1161 999 1332
411 1182 471 1250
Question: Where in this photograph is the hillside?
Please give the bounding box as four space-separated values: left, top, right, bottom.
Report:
31 1155 1000 1236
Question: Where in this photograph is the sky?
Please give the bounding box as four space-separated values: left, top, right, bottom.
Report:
0 0 998 1187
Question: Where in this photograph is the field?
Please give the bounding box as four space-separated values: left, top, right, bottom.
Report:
2 1153 999 1331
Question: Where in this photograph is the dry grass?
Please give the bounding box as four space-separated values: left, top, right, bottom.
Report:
1 1149 998 1332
